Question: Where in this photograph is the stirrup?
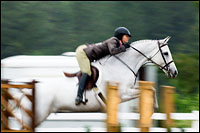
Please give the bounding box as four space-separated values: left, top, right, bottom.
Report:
82 97 88 105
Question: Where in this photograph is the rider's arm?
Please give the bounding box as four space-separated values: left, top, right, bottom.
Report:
107 38 126 55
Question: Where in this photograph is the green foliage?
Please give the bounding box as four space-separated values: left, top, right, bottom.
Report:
172 54 199 112
1 1 199 58
175 120 192 129
193 1 199 8
171 54 199 93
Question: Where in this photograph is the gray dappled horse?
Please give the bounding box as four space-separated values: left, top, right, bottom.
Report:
13 36 178 128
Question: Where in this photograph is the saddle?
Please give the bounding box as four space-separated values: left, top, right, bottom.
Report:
63 66 99 90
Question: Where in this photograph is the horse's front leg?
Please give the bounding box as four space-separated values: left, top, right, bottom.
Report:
120 86 140 103
151 86 159 109
120 86 158 110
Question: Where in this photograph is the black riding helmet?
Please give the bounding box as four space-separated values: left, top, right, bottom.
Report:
114 27 132 40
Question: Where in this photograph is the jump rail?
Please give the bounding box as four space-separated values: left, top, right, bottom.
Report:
42 111 199 132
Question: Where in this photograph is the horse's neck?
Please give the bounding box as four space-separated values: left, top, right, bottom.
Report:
119 40 157 74
93 40 158 87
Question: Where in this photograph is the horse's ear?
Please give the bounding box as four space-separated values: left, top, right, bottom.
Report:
163 36 171 43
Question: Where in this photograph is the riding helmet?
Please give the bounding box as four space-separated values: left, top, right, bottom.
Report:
114 27 132 40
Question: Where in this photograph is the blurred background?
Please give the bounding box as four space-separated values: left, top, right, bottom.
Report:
1 1 199 128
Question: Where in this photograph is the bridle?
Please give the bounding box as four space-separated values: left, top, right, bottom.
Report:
113 40 174 84
130 41 174 72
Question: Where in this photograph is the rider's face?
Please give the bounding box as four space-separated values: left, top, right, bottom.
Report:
122 35 130 43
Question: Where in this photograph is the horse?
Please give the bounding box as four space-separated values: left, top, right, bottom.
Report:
10 36 178 129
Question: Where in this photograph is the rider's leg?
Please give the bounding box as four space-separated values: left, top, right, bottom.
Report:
75 73 90 105
75 44 92 105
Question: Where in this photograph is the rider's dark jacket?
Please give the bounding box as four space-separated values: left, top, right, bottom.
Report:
83 37 126 62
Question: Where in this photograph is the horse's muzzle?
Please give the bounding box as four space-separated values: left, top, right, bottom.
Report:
169 69 178 78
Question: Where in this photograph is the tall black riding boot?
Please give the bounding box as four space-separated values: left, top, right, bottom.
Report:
75 73 90 105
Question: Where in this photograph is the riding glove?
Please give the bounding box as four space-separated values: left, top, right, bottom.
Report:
124 43 130 48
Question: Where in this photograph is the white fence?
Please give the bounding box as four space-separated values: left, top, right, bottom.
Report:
35 111 199 132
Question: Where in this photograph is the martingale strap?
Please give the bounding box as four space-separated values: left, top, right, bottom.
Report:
113 55 138 86
113 55 137 77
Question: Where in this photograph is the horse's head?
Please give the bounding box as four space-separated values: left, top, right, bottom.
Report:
150 36 178 78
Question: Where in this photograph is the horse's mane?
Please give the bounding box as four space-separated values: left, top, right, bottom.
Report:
94 39 157 47
131 39 157 46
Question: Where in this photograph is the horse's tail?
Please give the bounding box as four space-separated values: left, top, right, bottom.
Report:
63 72 79 77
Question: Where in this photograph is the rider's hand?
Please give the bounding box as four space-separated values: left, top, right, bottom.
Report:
124 43 130 48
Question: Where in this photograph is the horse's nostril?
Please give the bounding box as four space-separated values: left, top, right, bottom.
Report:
174 70 178 77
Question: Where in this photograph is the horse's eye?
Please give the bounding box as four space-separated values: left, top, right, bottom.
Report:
164 52 168 56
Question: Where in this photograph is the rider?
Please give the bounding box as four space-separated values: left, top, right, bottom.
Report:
75 27 132 105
